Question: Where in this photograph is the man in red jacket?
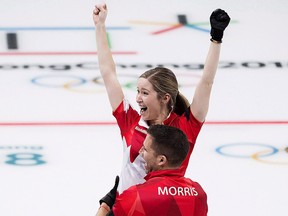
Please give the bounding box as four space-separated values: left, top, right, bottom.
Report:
97 125 208 216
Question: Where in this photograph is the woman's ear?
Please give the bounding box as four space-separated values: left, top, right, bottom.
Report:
162 93 171 104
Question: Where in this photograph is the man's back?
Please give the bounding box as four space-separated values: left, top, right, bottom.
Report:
112 169 208 216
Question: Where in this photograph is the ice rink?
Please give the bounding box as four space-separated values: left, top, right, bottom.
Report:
0 0 288 215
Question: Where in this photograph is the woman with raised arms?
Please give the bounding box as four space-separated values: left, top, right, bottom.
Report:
93 3 230 194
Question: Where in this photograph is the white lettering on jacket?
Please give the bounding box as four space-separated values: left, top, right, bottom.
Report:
135 126 147 134
158 186 198 196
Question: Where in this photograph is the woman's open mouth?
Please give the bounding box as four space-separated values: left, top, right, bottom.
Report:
140 107 147 114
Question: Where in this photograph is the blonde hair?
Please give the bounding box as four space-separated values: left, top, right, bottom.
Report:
139 67 190 115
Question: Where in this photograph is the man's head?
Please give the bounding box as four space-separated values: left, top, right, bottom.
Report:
139 125 190 173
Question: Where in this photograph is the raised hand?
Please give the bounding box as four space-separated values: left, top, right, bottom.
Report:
93 3 108 26
210 9 230 43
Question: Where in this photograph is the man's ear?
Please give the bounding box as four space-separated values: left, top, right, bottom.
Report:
158 155 167 167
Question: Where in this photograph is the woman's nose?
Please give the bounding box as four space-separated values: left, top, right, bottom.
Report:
136 94 142 103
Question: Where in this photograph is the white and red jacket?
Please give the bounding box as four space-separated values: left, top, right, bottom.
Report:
113 99 203 194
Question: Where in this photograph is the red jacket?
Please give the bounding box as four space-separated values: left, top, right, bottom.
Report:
112 169 208 216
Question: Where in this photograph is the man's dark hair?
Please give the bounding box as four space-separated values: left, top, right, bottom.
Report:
147 125 190 167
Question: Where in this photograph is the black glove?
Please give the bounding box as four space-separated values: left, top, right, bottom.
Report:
99 176 119 209
210 9 230 42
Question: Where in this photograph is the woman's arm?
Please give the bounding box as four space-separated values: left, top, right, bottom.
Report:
93 4 124 111
191 42 220 122
191 9 230 122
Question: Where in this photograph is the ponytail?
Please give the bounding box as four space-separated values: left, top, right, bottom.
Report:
173 91 190 116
